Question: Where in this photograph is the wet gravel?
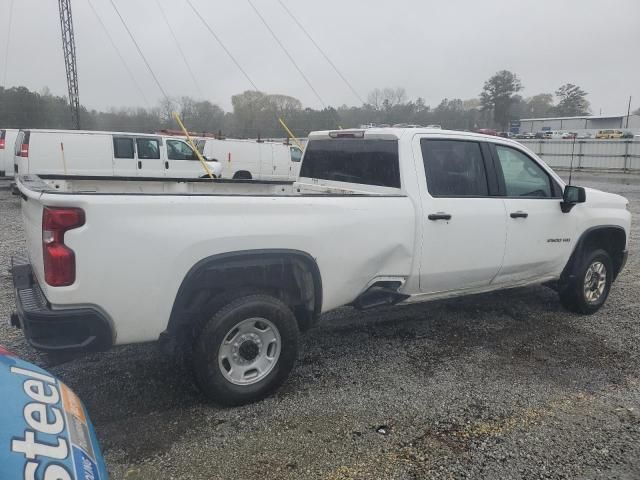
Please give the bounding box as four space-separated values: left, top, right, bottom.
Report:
1 172 639 480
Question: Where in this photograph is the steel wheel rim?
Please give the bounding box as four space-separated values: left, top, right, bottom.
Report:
583 261 607 304
218 317 281 386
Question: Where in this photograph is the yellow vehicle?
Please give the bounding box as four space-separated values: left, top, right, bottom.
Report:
595 129 624 139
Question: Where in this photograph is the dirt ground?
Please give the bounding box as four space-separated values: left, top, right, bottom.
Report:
1 171 639 479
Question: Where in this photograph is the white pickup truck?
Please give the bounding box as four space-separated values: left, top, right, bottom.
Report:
11 128 631 405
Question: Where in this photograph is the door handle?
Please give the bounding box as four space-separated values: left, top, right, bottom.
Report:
428 213 452 221
137 160 142 169
510 211 528 218
165 161 169 169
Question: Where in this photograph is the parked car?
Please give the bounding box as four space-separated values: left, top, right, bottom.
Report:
195 138 302 180
595 129 624 139
13 129 223 178
562 132 577 139
0 345 109 479
11 127 630 406
0 128 19 177
535 131 552 139
516 132 535 139
498 132 515 138
549 131 567 139
621 131 635 139
425 124 442 129
475 128 498 136
576 132 593 139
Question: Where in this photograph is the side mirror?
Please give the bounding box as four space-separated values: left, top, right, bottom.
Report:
561 185 586 213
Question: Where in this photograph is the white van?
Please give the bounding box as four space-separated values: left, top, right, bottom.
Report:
195 138 303 180
13 129 223 178
1 128 19 177
549 131 566 139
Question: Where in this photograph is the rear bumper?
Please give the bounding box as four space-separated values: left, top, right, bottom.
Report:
11 256 113 353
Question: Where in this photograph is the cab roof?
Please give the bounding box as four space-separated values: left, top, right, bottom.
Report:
308 127 523 147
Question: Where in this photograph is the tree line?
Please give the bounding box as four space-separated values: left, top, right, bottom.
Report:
1 71 625 137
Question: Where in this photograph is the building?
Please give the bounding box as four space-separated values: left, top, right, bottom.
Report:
517 114 640 134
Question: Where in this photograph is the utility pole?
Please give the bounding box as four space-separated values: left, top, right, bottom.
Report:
626 96 632 129
58 0 80 129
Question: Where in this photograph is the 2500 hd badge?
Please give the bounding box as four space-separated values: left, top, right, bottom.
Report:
0 346 109 480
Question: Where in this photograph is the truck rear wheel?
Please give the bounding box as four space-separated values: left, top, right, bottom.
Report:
559 248 613 314
191 294 298 406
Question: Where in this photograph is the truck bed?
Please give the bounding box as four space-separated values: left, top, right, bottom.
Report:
18 174 404 197
15 173 416 345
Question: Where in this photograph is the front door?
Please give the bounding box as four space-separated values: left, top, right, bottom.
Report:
416 136 507 294
166 139 203 177
490 143 577 284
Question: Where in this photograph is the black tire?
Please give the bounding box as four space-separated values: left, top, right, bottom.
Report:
559 248 613 314
191 294 298 406
232 171 252 180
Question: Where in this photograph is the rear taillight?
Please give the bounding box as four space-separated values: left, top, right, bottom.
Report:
0 139 5 149
20 143 29 157
42 207 85 286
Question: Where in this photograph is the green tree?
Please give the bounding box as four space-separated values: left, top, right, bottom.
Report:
554 84 590 116
480 70 523 129
525 93 554 118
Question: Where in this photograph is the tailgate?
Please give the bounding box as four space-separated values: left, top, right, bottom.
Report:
17 178 46 286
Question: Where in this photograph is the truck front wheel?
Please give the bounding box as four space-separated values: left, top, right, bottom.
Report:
559 248 613 314
191 294 299 405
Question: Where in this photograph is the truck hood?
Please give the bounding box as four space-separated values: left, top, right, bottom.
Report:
584 187 629 210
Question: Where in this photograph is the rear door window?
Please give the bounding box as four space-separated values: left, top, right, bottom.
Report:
420 139 489 196
136 138 160 159
300 139 400 188
113 137 135 159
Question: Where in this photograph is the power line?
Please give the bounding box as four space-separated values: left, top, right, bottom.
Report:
154 0 204 99
108 0 170 102
86 0 150 107
276 0 364 105
246 0 326 109
2 0 15 88
185 0 261 92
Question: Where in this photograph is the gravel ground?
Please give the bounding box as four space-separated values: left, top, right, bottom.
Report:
1 172 639 480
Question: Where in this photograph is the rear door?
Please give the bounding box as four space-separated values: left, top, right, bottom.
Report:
490 143 576 284
112 136 137 176
135 137 164 177
0 130 6 175
415 136 507 293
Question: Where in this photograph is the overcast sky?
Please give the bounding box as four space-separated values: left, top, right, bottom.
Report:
2 0 639 115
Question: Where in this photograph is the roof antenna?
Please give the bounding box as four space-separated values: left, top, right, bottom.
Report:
568 135 577 186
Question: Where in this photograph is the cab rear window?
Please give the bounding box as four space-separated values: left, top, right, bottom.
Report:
300 139 400 188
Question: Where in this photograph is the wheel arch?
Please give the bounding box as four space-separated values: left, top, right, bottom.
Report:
561 225 627 285
232 170 252 180
163 249 323 349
